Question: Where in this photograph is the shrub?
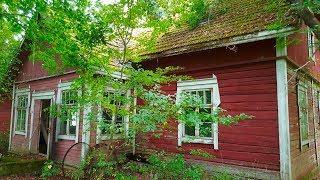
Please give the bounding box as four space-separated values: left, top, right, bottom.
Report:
41 160 61 178
0 131 9 154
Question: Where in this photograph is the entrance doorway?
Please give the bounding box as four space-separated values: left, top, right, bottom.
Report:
38 99 51 155
30 91 55 158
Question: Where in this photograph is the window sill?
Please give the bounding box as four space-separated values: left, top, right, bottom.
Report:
57 135 76 141
182 136 214 144
14 131 26 136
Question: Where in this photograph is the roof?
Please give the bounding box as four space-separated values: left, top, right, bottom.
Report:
148 0 295 57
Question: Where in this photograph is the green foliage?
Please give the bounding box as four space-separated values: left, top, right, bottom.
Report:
185 0 208 29
3 1 252 178
177 92 253 127
189 149 213 159
0 154 45 176
212 170 234 180
0 132 9 154
146 154 204 179
0 22 21 101
41 160 60 178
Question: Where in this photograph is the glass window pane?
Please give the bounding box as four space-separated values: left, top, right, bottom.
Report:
60 120 67 135
69 112 77 135
200 123 212 137
102 110 112 121
69 122 76 135
20 110 26 132
62 90 77 105
301 125 309 141
205 90 212 104
198 91 204 103
185 125 195 136
16 111 21 131
16 95 28 132
101 110 112 135
182 89 214 138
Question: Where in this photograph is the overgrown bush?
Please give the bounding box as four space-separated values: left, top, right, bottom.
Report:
41 160 61 178
145 154 205 179
71 148 208 180
0 131 9 154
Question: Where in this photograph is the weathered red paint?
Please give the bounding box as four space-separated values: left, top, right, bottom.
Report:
287 24 320 82
142 39 280 170
286 24 320 179
10 53 82 164
0 99 11 132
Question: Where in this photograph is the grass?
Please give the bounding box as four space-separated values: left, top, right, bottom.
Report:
0 152 46 176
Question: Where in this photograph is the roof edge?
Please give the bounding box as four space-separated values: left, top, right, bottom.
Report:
148 27 296 59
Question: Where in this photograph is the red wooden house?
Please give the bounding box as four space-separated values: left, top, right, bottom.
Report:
0 0 319 179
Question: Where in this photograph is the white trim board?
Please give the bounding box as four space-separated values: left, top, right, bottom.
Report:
276 37 292 180
8 85 16 151
81 105 91 160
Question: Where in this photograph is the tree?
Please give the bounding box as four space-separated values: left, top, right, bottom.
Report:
288 0 320 39
1 0 251 178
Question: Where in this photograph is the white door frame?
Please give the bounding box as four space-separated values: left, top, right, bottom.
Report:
29 91 55 158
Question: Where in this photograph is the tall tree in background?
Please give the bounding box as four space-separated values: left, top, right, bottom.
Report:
0 0 248 159
288 0 320 38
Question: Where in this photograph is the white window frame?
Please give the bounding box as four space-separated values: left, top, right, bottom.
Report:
14 88 31 136
96 88 130 143
297 82 310 148
56 82 80 142
177 75 221 149
308 28 317 60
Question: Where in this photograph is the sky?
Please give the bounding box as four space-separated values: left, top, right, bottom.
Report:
96 0 117 4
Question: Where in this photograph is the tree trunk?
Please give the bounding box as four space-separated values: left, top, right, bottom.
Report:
288 0 320 39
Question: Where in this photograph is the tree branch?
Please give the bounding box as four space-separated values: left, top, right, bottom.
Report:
288 0 320 39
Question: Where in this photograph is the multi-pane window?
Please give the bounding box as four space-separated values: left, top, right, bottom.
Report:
15 95 28 133
59 90 78 137
308 29 316 60
298 84 309 147
99 92 125 137
177 76 220 149
184 89 213 138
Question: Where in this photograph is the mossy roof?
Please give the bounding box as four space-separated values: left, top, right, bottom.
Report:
149 0 295 57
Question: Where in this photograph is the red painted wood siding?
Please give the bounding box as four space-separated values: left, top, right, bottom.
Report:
287 24 320 178
0 99 11 132
16 51 49 82
287 68 319 179
10 50 83 163
142 39 280 170
287 24 320 82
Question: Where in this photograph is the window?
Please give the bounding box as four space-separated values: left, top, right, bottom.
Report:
308 28 316 60
298 83 309 148
59 90 78 137
97 91 128 141
177 75 220 149
14 95 29 134
184 89 214 138
56 82 79 141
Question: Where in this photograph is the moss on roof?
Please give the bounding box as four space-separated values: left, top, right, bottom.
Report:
150 0 295 57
